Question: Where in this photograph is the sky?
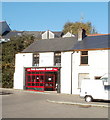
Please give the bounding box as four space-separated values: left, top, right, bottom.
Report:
1 2 108 34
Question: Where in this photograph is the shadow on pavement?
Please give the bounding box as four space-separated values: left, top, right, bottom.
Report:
0 91 13 95
93 100 110 103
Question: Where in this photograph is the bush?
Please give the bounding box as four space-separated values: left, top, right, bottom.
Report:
2 35 35 88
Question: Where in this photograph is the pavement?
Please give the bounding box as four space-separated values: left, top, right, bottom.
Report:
1 88 110 108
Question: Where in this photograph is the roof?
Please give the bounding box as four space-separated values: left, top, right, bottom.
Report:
2 30 64 39
87 34 110 36
53 31 64 38
0 21 11 35
2 31 23 39
23 31 42 39
71 34 110 50
22 34 110 53
22 37 78 52
41 31 64 38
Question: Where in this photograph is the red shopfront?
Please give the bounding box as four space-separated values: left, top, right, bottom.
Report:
25 67 60 92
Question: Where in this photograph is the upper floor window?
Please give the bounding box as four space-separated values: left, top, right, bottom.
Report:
80 51 88 65
54 52 61 66
33 53 39 66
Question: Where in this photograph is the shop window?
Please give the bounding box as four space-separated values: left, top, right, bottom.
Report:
80 51 88 65
54 52 61 66
33 53 39 66
78 73 89 89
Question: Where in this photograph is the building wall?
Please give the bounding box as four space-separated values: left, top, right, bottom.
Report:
39 52 54 67
14 52 54 89
62 32 75 38
14 50 109 95
14 53 33 89
72 50 108 94
61 52 72 94
42 31 54 39
60 50 108 95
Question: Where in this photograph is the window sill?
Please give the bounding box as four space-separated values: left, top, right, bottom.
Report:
79 64 89 66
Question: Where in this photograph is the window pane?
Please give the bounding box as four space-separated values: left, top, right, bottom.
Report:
33 53 39 66
81 51 88 55
54 52 61 66
81 56 88 64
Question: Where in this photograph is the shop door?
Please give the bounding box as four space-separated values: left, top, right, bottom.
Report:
44 74 56 91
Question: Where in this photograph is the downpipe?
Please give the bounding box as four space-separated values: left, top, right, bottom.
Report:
71 52 74 94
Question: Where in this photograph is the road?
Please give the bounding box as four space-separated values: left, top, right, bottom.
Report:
1 90 109 118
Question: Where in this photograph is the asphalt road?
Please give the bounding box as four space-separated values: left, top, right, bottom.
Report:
1 90 109 118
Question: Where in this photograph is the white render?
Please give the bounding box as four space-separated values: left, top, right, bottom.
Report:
14 53 33 90
42 30 55 39
61 52 72 94
62 32 75 38
14 50 109 95
61 50 108 95
39 52 54 67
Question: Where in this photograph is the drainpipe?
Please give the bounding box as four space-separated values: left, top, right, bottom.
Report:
71 52 74 94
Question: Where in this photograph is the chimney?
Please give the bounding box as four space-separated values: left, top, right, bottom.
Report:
78 28 86 41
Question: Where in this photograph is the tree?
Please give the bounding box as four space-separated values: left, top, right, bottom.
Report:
63 22 98 35
2 35 35 88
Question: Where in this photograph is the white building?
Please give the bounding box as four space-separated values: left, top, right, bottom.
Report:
42 30 55 39
14 29 110 95
62 32 75 38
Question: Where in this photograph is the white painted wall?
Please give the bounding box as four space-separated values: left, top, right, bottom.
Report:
42 31 55 39
60 50 109 95
72 50 108 94
39 52 54 67
61 52 72 94
14 49 109 95
14 53 33 90
62 32 75 38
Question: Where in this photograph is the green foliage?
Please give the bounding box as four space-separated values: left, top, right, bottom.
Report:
63 22 98 35
2 35 35 88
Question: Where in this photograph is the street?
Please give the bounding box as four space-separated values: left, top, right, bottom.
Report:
2 89 109 118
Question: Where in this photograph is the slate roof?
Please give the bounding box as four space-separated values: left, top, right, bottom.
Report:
22 34 110 53
23 31 42 39
2 31 23 39
2 30 63 39
22 37 78 52
0 21 11 35
41 31 64 38
71 34 110 50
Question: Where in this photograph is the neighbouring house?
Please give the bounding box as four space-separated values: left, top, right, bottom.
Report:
0 21 11 35
0 21 64 43
0 21 11 43
62 32 75 38
14 28 110 95
41 30 64 39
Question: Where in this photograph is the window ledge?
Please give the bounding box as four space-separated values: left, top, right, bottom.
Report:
79 64 89 66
